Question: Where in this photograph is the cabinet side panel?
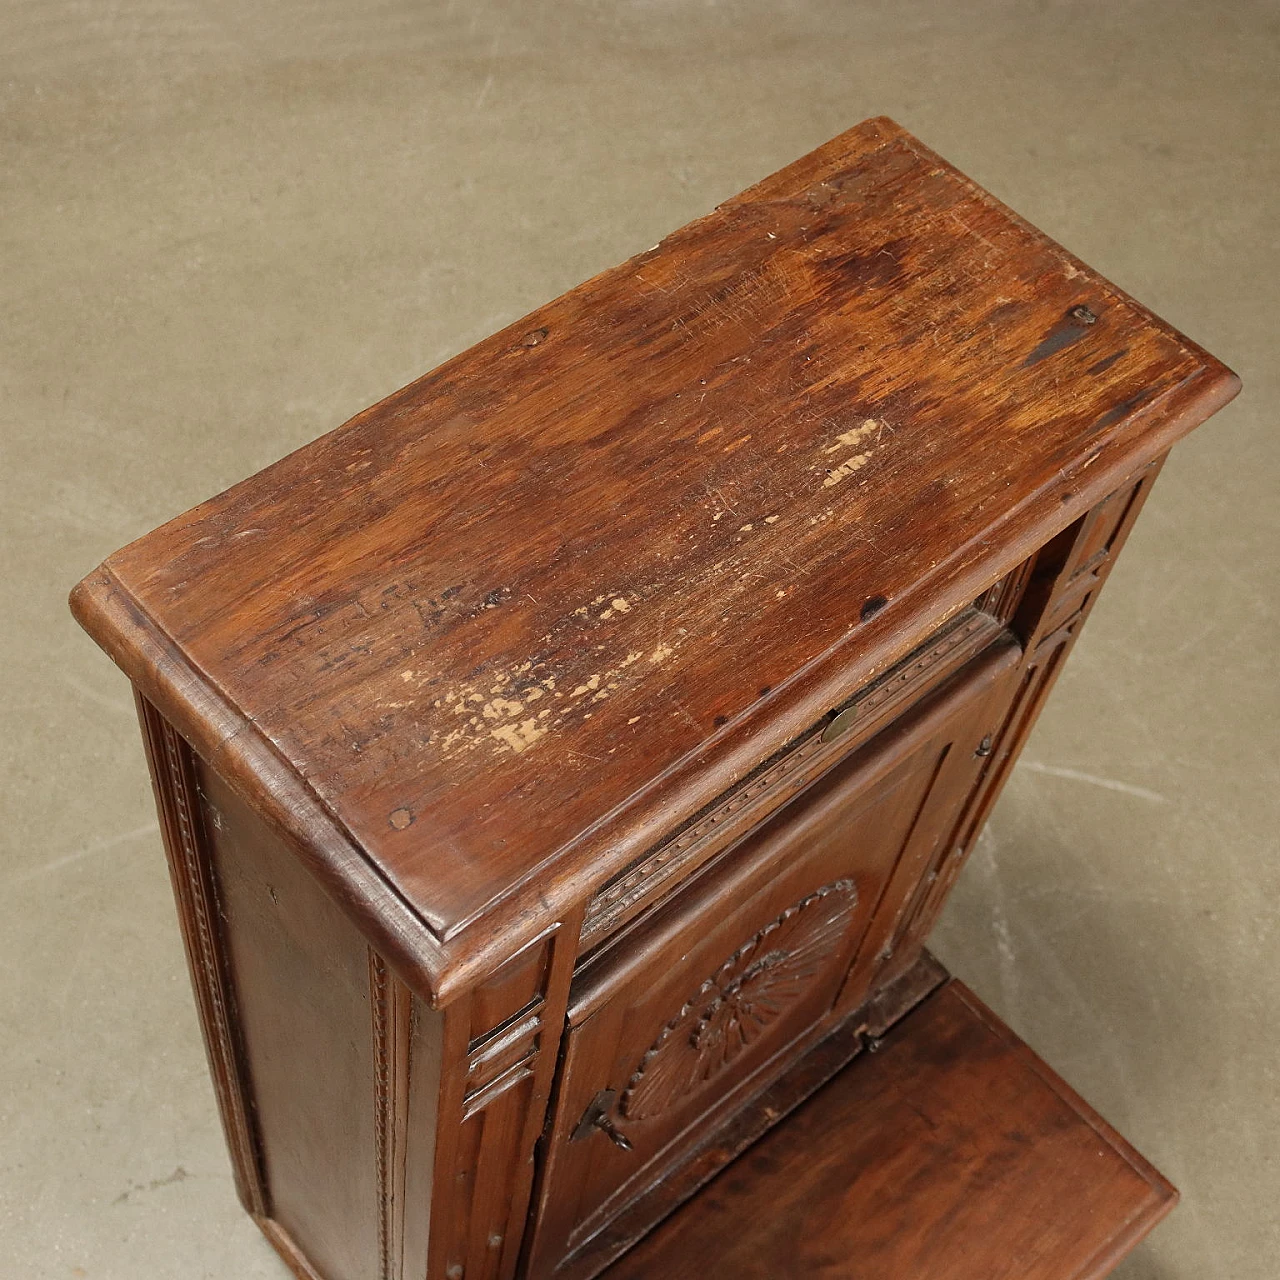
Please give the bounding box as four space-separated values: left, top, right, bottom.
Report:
136 696 268 1217
192 755 382 1280
890 459 1168 958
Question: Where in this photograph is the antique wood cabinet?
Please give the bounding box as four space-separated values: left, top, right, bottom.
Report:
71 118 1238 1280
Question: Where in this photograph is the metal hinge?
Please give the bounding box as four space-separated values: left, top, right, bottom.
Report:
570 1089 633 1151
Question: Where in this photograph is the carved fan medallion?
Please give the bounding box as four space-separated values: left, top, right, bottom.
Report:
620 879 857 1123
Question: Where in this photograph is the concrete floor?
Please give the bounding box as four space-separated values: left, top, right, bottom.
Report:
2 1 1276 1276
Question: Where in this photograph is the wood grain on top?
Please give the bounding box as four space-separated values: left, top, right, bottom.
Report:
71 117 1237 991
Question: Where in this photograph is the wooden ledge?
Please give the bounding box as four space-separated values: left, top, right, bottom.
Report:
602 980 1176 1280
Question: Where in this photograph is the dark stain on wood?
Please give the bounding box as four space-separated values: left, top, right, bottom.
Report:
1088 347 1127 376
1093 389 1156 433
1021 303 1100 367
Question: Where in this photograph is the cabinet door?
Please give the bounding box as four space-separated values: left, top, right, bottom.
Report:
526 642 1021 1278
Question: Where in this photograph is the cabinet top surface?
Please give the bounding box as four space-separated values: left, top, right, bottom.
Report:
73 117 1236 956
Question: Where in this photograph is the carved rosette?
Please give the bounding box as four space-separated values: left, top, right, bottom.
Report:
620 879 857 1122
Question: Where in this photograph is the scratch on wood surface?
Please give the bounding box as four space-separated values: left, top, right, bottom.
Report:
949 209 999 255
421 589 671 758
709 485 738 516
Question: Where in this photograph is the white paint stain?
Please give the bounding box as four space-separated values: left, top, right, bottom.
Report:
822 419 880 456
490 719 548 754
823 454 871 487
481 697 524 720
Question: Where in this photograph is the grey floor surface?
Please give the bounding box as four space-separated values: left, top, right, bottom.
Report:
2 1 1277 1276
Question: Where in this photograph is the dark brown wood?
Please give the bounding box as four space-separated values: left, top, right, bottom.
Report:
135 695 268 1220
70 119 1238 1280
192 734 388 1279
527 644 1020 1276
876 458 1169 978
70 115 1237 1005
602 980 1177 1280
579 603 1006 949
427 913 584 1280
534 953 950 1280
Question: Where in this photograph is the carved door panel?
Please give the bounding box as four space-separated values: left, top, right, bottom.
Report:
526 642 1021 1277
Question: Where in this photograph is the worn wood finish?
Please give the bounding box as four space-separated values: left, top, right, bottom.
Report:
602 980 1177 1280
556 952 950 1280
528 637 1018 1277
427 914 583 1280
71 116 1237 1003
73 119 1238 1280
579 602 1006 949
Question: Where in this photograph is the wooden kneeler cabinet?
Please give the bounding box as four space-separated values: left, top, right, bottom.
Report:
72 119 1238 1279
